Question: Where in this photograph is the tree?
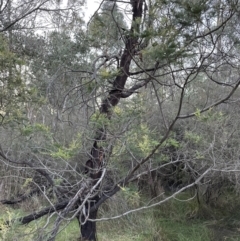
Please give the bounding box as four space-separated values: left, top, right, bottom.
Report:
1 0 240 240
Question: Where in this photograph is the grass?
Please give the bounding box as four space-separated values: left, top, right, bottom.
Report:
159 219 211 241
1 190 240 240
0 204 80 241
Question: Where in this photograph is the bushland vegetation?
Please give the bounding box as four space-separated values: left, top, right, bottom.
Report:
1 0 240 240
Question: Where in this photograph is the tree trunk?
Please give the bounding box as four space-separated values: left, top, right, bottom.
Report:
79 196 100 241
80 1 144 240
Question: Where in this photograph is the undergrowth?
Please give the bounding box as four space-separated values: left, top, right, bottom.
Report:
1 190 240 240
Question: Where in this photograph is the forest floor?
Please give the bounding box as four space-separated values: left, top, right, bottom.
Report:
1 191 240 241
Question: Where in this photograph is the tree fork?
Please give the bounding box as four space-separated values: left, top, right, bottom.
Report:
80 1 144 240
4 1 145 240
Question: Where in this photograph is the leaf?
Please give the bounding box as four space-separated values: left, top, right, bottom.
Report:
23 178 33 187
194 108 201 118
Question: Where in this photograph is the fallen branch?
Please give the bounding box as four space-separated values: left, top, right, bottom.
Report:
10 200 69 225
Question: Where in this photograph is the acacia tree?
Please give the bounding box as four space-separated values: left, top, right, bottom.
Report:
1 0 240 241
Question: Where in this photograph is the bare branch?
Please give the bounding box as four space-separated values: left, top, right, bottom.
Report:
179 78 240 119
91 168 211 222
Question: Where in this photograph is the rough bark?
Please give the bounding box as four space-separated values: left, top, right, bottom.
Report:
79 196 100 241
80 1 144 240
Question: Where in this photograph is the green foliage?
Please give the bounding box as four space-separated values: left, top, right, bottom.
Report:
90 111 110 127
0 34 45 126
43 31 86 72
50 147 74 159
126 123 159 156
195 108 226 122
195 150 205 160
53 178 63 186
0 207 35 241
0 209 13 240
185 131 202 144
49 133 82 160
113 106 123 116
163 137 180 148
140 0 214 65
173 0 208 24
22 178 33 188
88 2 127 52
19 121 83 161
144 40 185 62
99 68 120 81
0 35 23 69
119 185 140 207
21 123 50 136
0 207 80 241
194 108 201 118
